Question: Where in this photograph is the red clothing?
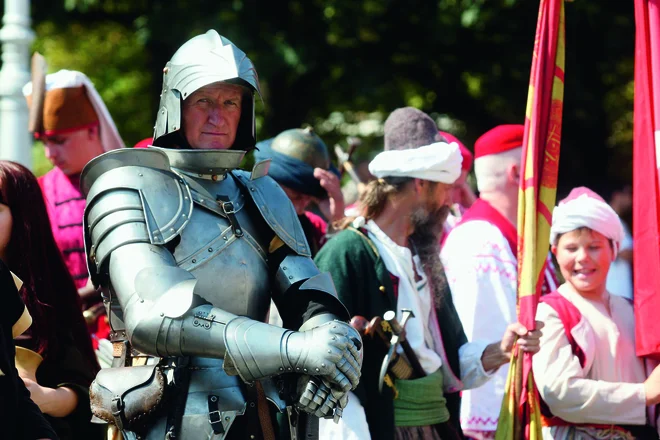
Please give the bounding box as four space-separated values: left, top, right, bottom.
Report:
38 167 88 289
300 211 328 257
446 198 558 294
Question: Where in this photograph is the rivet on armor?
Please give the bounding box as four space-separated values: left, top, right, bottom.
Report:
327 350 331 354
236 229 242 235
288 367 292 371
138 173 143 177
223 236 228 241
161 110 165 115
250 187 255 191
279 367 283 371
288 275 293 280
163 67 169 74
208 248 213 252
296 367 300 371
225 416 230 421
140 299 144 303
184 92 187 97
332 336 336 340
321 363 325 367
211 396 218 403
173 126 177 130
192 259 197 264
200 199 205 203
250 435 255 439
160 312 164 317
304 368 308 372
315 368 320 372
283 267 287 270
379 286 386 292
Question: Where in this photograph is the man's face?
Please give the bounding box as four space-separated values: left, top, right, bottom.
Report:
412 180 453 237
182 82 244 150
450 170 468 205
42 126 104 176
280 185 313 215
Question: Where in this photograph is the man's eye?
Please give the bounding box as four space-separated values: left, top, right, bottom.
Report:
226 100 239 107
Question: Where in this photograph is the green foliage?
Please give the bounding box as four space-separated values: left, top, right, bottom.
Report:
31 142 53 178
31 20 152 147
22 0 637 193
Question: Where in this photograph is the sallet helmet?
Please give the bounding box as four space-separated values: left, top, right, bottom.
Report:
153 29 262 150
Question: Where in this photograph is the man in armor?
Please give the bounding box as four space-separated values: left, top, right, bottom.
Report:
255 128 345 256
81 30 362 440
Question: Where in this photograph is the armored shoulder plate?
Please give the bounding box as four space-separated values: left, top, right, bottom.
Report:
81 149 193 279
232 170 311 257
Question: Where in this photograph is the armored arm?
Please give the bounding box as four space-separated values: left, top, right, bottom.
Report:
83 150 361 390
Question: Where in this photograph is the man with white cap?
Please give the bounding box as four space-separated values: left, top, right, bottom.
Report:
24 69 125 361
24 70 125 294
315 108 542 440
440 124 557 439
533 187 660 439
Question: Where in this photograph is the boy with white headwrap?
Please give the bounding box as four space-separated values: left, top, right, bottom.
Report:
533 187 660 440
315 107 542 440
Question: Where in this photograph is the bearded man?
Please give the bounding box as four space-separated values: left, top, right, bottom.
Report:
314 108 542 440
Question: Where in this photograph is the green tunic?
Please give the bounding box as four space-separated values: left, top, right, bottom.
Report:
314 227 468 440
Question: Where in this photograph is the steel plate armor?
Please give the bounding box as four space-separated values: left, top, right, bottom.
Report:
82 147 362 439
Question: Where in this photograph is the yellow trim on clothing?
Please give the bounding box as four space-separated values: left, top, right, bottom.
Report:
12 306 32 338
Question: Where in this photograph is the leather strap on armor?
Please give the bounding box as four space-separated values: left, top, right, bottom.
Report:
217 195 243 237
207 395 225 435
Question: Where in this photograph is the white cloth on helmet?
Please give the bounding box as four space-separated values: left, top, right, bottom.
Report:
23 69 125 152
368 141 462 184
550 193 625 256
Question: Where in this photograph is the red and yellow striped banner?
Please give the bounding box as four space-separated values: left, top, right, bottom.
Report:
496 1 565 439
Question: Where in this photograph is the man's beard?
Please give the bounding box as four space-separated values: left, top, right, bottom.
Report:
409 204 451 309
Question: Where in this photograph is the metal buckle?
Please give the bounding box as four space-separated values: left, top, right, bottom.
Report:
207 409 222 424
221 201 236 215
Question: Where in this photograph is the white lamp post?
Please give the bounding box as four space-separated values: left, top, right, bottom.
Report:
0 0 34 169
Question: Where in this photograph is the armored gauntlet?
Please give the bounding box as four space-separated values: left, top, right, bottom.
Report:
224 317 363 391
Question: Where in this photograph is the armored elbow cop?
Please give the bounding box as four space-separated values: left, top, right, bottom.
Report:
223 316 363 391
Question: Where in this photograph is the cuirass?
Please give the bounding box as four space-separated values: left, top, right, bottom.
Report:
173 172 273 322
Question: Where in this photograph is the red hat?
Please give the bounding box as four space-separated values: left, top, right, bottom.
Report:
439 131 473 172
474 124 524 159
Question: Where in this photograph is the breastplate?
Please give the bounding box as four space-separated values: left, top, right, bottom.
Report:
173 172 274 322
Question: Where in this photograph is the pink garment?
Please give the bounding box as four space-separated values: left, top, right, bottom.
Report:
38 167 88 289
301 211 328 256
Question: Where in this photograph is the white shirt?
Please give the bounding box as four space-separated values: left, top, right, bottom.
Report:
533 286 647 426
441 220 516 432
320 219 492 439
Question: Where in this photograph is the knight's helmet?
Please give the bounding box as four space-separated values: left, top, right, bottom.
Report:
270 127 331 169
153 30 262 149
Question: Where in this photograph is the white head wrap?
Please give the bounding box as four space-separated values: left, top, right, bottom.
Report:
368 141 463 184
23 69 125 152
550 187 625 257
